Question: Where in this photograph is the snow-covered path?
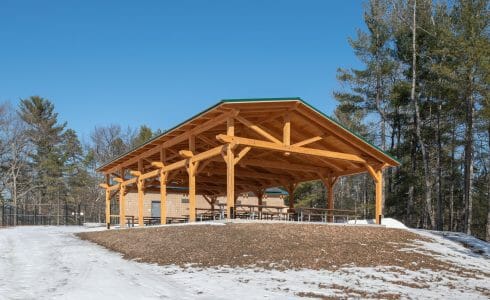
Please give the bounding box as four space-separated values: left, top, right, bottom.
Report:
0 226 196 300
1 226 489 300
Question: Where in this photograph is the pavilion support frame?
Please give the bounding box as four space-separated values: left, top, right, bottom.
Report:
136 159 144 226
225 117 235 219
287 183 296 211
365 164 384 224
99 101 396 227
160 169 168 225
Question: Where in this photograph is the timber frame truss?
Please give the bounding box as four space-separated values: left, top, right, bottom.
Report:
98 98 400 227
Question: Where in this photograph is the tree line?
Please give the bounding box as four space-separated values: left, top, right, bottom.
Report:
296 0 488 240
0 96 159 225
0 0 488 241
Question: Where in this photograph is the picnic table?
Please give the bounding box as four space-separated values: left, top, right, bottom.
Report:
195 208 222 221
235 204 288 220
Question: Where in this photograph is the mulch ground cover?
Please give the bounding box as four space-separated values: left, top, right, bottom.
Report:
77 223 463 272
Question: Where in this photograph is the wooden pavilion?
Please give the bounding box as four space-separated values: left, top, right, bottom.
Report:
97 98 400 228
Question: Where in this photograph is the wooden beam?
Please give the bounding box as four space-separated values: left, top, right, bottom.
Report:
234 146 251 165
151 161 164 168
292 136 323 147
364 163 380 183
227 117 234 136
216 134 366 164
160 147 166 163
241 158 323 174
103 110 239 174
179 150 194 158
235 115 282 144
130 171 141 177
139 146 225 181
295 108 398 166
189 135 195 153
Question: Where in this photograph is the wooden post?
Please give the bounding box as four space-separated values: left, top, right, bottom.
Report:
365 164 383 225
105 174 111 229
288 183 296 211
256 189 264 219
119 184 126 228
327 180 334 222
187 161 198 222
283 113 291 156
320 176 337 223
375 169 383 225
283 113 291 146
137 159 144 226
160 170 167 225
105 189 110 229
226 145 235 219
226 117 235 220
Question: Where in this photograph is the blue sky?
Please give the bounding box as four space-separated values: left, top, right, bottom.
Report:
0 0 365 142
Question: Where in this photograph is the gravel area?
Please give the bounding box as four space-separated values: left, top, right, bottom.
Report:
77 223 465 272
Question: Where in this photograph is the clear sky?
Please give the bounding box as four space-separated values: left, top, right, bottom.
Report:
0 0 365 142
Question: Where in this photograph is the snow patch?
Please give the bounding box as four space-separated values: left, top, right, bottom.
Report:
348 217 408 229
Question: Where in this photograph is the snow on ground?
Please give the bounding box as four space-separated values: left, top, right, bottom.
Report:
424 230 490 258
0 225 489 300
347 217 408 229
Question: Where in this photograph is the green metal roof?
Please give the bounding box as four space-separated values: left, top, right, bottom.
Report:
97 97 400 171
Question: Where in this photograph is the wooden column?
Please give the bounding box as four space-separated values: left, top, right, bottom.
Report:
321 176 337 223
187 161 198 222
226 145 235 219
287 183 296 211
137 159 144 226
365 164 383 225
283 113 291 156
187 135 198 222
160 170 167 225
105 189 110 229
375 169 383 225
117 168 126 228
119 184 126 228
327 180 334 222
159 148 167 225
256 189 264 218
105 174 110 229
226 117 235 219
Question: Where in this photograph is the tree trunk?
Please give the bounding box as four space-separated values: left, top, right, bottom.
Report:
449 119 456 231
436 104 443 231
12 170 17 226
486 125 489 241
464 76 474 235
410 0 435 229
407 133 416 227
